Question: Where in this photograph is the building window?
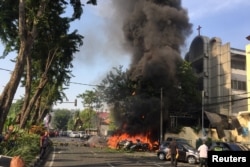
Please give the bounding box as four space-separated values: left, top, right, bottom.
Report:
231 61 245 70
231 80 246 91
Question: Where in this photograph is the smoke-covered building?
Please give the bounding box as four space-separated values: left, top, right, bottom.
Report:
185 35 250 140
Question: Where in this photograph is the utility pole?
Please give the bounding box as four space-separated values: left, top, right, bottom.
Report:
202 90 205 137
160 88 163 143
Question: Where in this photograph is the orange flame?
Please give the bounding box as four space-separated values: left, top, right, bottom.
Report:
107 131 158 150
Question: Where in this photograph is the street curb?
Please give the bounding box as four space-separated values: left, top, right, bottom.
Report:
27 146 53 167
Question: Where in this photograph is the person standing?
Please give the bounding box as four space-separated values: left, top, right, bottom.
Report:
39 131 49 159
169 139 178 167
198 140 208 167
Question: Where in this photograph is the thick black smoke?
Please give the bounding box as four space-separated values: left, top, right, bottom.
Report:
111 0 192 138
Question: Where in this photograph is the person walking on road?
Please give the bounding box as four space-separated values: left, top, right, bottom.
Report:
198 140 208 167
169 139 178 167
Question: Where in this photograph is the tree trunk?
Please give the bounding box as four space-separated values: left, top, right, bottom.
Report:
20 54 32 120
30 96 42 125
38 107 49 123
19 75 48 128
0 0 29 133
0 0 47 133
19 47 57 128
0 46 26 132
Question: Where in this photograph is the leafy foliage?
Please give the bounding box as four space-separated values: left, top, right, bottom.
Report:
52 109 72 130
92 62 201 135
170 61 201 114
79 108 97 130
98 66 133 105
77 90 103 110
0 131 40 164
0 0 96 132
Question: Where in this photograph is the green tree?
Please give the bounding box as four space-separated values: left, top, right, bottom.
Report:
19 2 84 128
96 66 135 130
67 118 74 131
79 108 97 132
169 61 201 114
77 90 103 110
97 66 133 104
0 0 46 133
95 63 200 135
9 100 23 119
0 0 96 132
52 109 71 130
77 89 104 133
166 61 201 131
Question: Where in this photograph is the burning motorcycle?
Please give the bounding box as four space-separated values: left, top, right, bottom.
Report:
123 140 133 150
116 139 133 150
130 139 150 152
116 140 127 149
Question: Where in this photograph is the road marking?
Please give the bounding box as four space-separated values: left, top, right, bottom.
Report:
154 163 162 167
48 147 56 167
106 162 115 167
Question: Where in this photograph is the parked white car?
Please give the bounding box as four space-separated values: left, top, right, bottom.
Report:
79 131 86 138
66 130 73 137
69 131 80 138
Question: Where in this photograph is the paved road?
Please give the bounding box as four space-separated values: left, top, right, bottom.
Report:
43 137 198 167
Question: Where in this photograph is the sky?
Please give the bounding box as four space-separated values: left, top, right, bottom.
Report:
0 0 250 110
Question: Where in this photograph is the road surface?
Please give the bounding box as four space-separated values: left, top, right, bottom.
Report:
43 137 198 167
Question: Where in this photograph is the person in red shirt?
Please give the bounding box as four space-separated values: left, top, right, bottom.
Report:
39 131 49 159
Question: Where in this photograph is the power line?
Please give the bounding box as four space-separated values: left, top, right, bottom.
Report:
0 69 100 87
0 69 100 89
69 82 102 87
204 96 250 107
1 67 249 102
0 67 12 72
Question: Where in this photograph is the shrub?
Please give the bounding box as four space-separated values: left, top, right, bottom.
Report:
0 129 40 164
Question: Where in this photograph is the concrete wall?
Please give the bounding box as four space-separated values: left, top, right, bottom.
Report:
164 127 200 147
165 123 250 148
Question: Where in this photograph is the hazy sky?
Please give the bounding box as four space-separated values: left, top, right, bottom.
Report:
0 0 250 110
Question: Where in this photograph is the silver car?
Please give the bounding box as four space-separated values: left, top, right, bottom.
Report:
157 141 199 164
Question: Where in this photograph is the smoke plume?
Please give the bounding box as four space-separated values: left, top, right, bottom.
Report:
111 0 192 138
112 0 191 81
